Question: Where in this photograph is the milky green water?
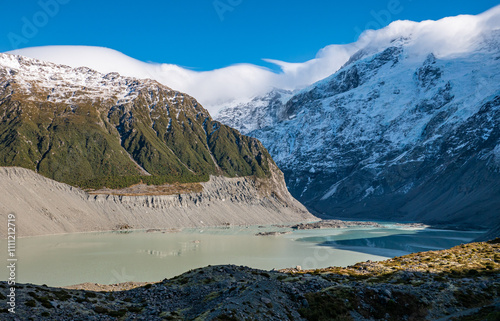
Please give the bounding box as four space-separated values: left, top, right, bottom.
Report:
0 225 484 286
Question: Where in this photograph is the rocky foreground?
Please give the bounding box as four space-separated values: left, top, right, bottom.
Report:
1 240 499 320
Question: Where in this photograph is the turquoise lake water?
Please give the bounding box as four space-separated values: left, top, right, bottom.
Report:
0 224 484 286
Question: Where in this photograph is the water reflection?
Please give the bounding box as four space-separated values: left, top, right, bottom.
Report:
304 229 485 255
138 240 201 257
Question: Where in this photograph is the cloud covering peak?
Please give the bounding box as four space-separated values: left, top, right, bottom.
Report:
6 5 500 114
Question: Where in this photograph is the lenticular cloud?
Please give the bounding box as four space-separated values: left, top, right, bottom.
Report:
7 5 500 114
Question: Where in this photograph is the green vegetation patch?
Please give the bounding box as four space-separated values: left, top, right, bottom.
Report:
298 288 354 321
78 173 209 190
299 287 428 321
0 84 274 190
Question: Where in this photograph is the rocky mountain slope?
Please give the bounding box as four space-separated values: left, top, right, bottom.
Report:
0 53 275 188
217 19 500 228
3 240 499 320
477 223 500 242
216 89 294 134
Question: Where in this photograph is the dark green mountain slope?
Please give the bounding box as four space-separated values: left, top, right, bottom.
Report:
0 54 272 188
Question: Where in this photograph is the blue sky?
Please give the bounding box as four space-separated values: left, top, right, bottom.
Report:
1 0 499 70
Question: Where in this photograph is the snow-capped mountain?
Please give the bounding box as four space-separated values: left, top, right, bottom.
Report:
0 53 280 188
216 89 294 134
217 11 500 228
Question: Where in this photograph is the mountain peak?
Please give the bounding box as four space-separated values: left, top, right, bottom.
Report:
216 19 500 228
0 53 278 189
0 52 171 108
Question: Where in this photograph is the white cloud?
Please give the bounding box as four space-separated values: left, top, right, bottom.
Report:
6 5 500 114
355 5 500 58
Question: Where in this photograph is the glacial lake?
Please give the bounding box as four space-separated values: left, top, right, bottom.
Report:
1 224 484 287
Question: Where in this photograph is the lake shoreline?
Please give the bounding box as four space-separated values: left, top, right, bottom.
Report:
3 240 499 320
2 223 485 287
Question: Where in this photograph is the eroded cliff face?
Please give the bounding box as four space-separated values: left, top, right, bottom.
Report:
0 167 314 237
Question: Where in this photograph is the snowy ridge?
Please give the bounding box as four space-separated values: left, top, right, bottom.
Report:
0 53 192 108
218 23 500 227
216 88 295 133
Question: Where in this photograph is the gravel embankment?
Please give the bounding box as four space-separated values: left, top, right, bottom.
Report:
0 167 315 238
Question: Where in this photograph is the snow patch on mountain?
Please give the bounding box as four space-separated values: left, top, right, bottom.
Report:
216 89 295 134
0 53 190 108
